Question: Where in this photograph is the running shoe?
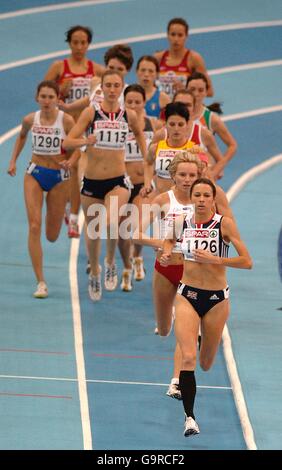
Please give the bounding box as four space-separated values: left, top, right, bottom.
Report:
88 269 102 301
120 269 133 292
104 259 118 291
68 221 80 238
33 281 48 299
133 257 145 281
184 415 200 437
166 380 182 400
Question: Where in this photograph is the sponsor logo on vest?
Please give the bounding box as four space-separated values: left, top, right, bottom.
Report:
210 230 218 238
186 229 209 238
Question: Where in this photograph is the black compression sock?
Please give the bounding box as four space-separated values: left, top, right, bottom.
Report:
179 370 196 420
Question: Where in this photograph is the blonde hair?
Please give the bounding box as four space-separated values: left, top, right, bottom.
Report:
168 147 203 178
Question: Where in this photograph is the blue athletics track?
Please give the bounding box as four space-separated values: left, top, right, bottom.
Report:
0 0 282 452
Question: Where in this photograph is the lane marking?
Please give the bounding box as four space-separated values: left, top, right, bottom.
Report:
210 59 282 75
0 374 231 389
69 214 92 450
0 0 128 19
223 105 282 122
0 391 72 399
0 348 70 355
1 22 282 71
224 154 282 451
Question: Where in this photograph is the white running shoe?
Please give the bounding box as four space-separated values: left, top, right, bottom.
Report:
154 325 159 335
33 281 48 299
184 415 200 437
166 380 182 400
133 257 145 281
88 268 102 301
120 269 133 292
104 259 118 291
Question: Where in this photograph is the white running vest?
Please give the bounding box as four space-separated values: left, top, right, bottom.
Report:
31 110 66 156
181 212 230 261
160 190 194 253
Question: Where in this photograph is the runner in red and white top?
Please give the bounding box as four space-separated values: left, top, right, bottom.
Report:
154 17 213 99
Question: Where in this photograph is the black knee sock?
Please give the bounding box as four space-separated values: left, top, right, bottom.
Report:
179 370 196 420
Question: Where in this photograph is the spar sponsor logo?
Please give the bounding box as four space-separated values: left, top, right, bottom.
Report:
33 126 58 135
95 121 127 130
185 229 210 238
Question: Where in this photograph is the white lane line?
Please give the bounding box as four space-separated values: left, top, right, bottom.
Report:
87 379 232 390
0 374 232 390
0 374 77 382
1 23 282 72
222 105 282 122
210 59 282 75
0 0 128 19
224 154 282 451
0 125 20 144
69 211 92 450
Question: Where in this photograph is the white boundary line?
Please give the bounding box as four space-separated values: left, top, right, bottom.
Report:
224 153 282 451
222 105 282 122
0 0 128 19
1 21 282 72
210 59 282 76
0 374 231 389
69 211 92 450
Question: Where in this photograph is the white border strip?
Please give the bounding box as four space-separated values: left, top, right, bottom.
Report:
224 153 282 451
69 210 92 450
1 22 282 72
0 0 128 19
210 59 282 76
0 125 20 144
223 105 282 122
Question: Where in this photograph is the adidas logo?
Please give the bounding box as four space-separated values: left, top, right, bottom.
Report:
210 294 219 300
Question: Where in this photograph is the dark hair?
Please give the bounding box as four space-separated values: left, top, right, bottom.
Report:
167 17 189 34
186 71 209 89
206 102 223 115
101 69 124 85
136 55 160 73
124 84 146 102
36 80 60 97
186 72 223 114
104 44 134 71
65 25 93 43
164 102 189 122
190 177 217 198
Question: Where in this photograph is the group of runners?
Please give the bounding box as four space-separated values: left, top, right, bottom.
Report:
7 18 252 438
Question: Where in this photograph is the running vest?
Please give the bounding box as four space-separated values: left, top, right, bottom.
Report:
158 50 191 99
155 139 194 179
125 117 154 162
59 59 95 103
188 121 206 149
181 212 229 261
145 88 161 118
87 103 129 150
32 110 66 156
160 190 194 253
